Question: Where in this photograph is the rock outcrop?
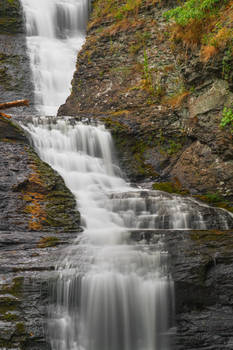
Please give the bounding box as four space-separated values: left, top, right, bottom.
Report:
132 229 233 349
58 0 233 204
0 0 35 115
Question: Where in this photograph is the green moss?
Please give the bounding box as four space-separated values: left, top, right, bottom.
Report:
15 322 26 335
37 236 60 248
0 54 22 90
1 277 23 298
102 116 159 179
194 193 233 213
0 312 19 322
153 130 186 156
0 0 23 33
25 148 80 231
153 181 189 195
0 17 22 34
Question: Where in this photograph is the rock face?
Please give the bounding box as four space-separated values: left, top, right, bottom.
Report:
0 0 35 115
58 0 233 202
56 2 233 346
132 229 233 349
0 118 81 349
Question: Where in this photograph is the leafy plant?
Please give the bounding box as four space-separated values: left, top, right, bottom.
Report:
220 106 233 133
222 47 233 80
164 0 222 26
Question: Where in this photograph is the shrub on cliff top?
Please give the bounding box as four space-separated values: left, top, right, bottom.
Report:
164 0 222 26
220 106 233 133
164 0 233 59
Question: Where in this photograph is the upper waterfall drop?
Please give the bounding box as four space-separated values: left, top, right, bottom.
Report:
20 0 88 115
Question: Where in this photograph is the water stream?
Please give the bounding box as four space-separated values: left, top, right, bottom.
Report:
19 0 233 349
20 0 88 115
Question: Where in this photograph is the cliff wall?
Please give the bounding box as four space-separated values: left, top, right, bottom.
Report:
59 0 233 208
0 0 35 115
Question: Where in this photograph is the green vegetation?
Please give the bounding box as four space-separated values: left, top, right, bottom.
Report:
152 181 189 195
1 277 23 298
114 0 141 20
222 47 232 79
164 0 233 60
220 106 233 133
194 193 233 213
23 149 80 232
0 0 23 34
164 0 222 26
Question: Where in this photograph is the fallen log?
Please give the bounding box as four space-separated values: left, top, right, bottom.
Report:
0 99 29 110
0 112 12 119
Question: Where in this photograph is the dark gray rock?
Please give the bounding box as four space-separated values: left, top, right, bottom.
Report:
132 229 233 349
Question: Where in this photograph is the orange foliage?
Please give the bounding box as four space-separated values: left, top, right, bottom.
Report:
200 45 218 62
102 17 145 36
165 91 190 108
170 1 233 59
22 163 47 231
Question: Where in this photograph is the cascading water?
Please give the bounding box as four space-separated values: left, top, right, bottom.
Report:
20 0 88 115
19 0 233 348
23 117 233 350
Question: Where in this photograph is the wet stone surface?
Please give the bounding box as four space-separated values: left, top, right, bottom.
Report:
132 229 233 350
0 117 81 349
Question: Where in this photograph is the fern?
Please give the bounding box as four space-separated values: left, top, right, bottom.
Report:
164 0 222 26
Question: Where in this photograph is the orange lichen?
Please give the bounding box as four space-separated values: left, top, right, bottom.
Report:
22 163 47 231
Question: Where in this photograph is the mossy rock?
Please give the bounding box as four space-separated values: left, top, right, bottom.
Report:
0 118 27 143
194 193 233 214
0 0 24 34
37 236 60 248
103 116 159 180
0 277 24 298
152 181 189 195
24 148 81 232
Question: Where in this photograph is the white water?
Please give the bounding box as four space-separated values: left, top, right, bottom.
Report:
20 0 88 115
23 118 233 350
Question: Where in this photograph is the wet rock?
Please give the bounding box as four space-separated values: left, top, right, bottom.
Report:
0 118 81 349
165 230 233 350
170 141 233 197
131 229 233 349
0 0 24 34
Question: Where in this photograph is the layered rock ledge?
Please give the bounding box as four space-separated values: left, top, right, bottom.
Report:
0 117 81 349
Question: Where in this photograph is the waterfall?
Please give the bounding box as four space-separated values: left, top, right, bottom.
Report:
20 0 88 115
22 117 233 350
19 1 233 348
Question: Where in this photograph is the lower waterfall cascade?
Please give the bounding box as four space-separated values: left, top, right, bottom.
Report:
22 117 233 350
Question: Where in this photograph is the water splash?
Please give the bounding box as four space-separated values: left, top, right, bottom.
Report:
20 0 88 115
